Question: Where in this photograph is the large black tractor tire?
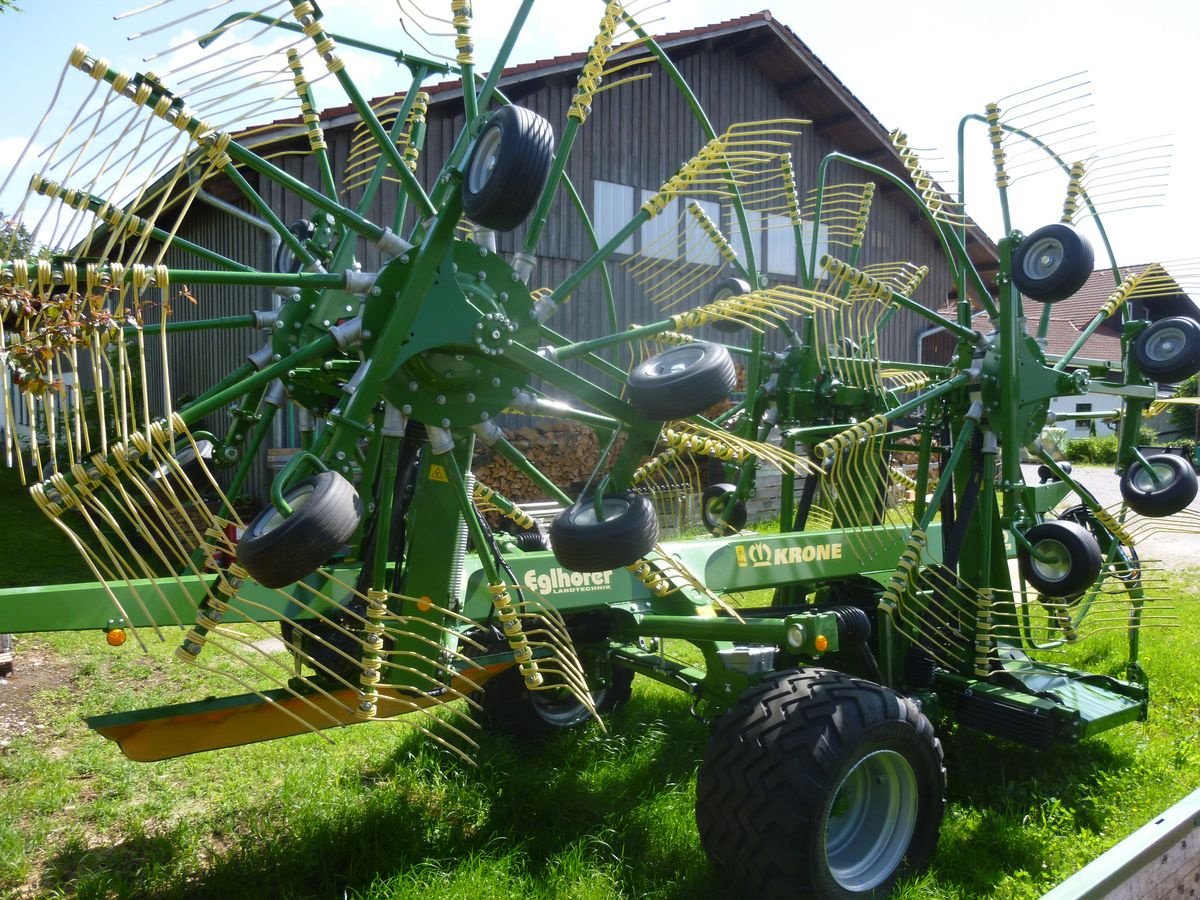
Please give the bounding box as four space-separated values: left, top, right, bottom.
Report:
1012 223 1093 302
462 105 555 231
1131 316 1200 384
479 659 634 738
701 482 747 534
1017 520 1103 597
697 668 944 900
1120 453 1198 517
237 471 363 588
549 492 658 572
626 342 736 420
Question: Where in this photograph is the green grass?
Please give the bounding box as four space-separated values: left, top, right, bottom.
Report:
0 583 1198 899
2 460 1199 897
0 466 92 587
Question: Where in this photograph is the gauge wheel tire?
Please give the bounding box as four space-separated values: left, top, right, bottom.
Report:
1018 520 1104 597
1058 505 1141 584
696 667 944 900
273 219 316 275
702 482 747 534
147 439 215 495
478 660 634 738
1036 461 1071 483
462 105 555 231
1132 316 1200 383
1120 453 1198 517
237 471 363 588
549 492 659 573
626 342 736 420
1012 223 1094 303
709 276 751 333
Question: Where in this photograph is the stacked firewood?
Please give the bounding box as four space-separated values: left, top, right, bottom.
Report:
473 421 624 503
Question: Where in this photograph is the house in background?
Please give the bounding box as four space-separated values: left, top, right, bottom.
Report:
921 263 1200 442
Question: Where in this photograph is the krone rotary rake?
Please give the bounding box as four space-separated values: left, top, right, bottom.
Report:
1 4 1199 898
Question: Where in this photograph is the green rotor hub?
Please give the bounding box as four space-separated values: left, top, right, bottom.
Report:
365 239 538 426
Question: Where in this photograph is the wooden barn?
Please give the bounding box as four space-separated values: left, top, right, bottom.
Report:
33 10 1001 502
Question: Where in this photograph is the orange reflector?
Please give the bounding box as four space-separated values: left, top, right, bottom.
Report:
417 596 433 612
106 628 127 647
814 634 829 652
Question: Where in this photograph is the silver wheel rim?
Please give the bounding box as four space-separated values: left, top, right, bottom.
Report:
825 749 919 891
1022 236 1064 281
650 346 705 377
468 127 503 194
255 484 315 536
575 497 629 526
1143 325 1187 363
1132 461 1176 493
1031 537 1071 582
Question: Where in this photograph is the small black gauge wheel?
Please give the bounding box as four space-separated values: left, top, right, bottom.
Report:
709 276 751 333
237 471 363 588
273 219 316 275
148 439 215 492
1120 453 1198 517
1012 223 1094 302
702 482 747 534
478 659 633 737
1131 316 1200 383
1018 520 1103 597
1036 461 1071 483
462 105 555 231
549 492 659 573
1058 505 1141 584
626 342 736 420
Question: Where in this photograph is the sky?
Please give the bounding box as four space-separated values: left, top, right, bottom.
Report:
0 0 1196 269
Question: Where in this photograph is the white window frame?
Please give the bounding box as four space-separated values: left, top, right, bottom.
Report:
639 190 678 260
592 180 635 255
765 213 797 277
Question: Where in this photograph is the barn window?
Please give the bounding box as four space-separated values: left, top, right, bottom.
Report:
685 199 722 264
765 214 797 277
592 180 634 254
726 206 761 271
763 216 831 280
799 220 831 281
640 190 678 260
1074 402 1093 435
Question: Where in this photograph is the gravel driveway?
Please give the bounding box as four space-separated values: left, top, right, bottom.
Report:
1025 463 1200 570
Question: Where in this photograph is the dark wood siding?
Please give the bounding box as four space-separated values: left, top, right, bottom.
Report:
167 23 966 499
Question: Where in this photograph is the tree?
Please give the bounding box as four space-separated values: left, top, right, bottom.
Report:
1167 374 1200 441
1 213 39 258
0 2 23 12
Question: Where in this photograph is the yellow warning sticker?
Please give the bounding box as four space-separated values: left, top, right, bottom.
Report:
428 464 449 483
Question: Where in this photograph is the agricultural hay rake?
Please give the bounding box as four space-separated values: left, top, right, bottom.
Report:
1 3 1199 897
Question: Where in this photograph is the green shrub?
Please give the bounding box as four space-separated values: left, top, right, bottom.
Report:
1065 425 1170 465
1167 375 1199 438
1065 435 1119 464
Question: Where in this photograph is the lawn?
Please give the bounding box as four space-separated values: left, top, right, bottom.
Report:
1 462 1199 898
0 466 93 587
